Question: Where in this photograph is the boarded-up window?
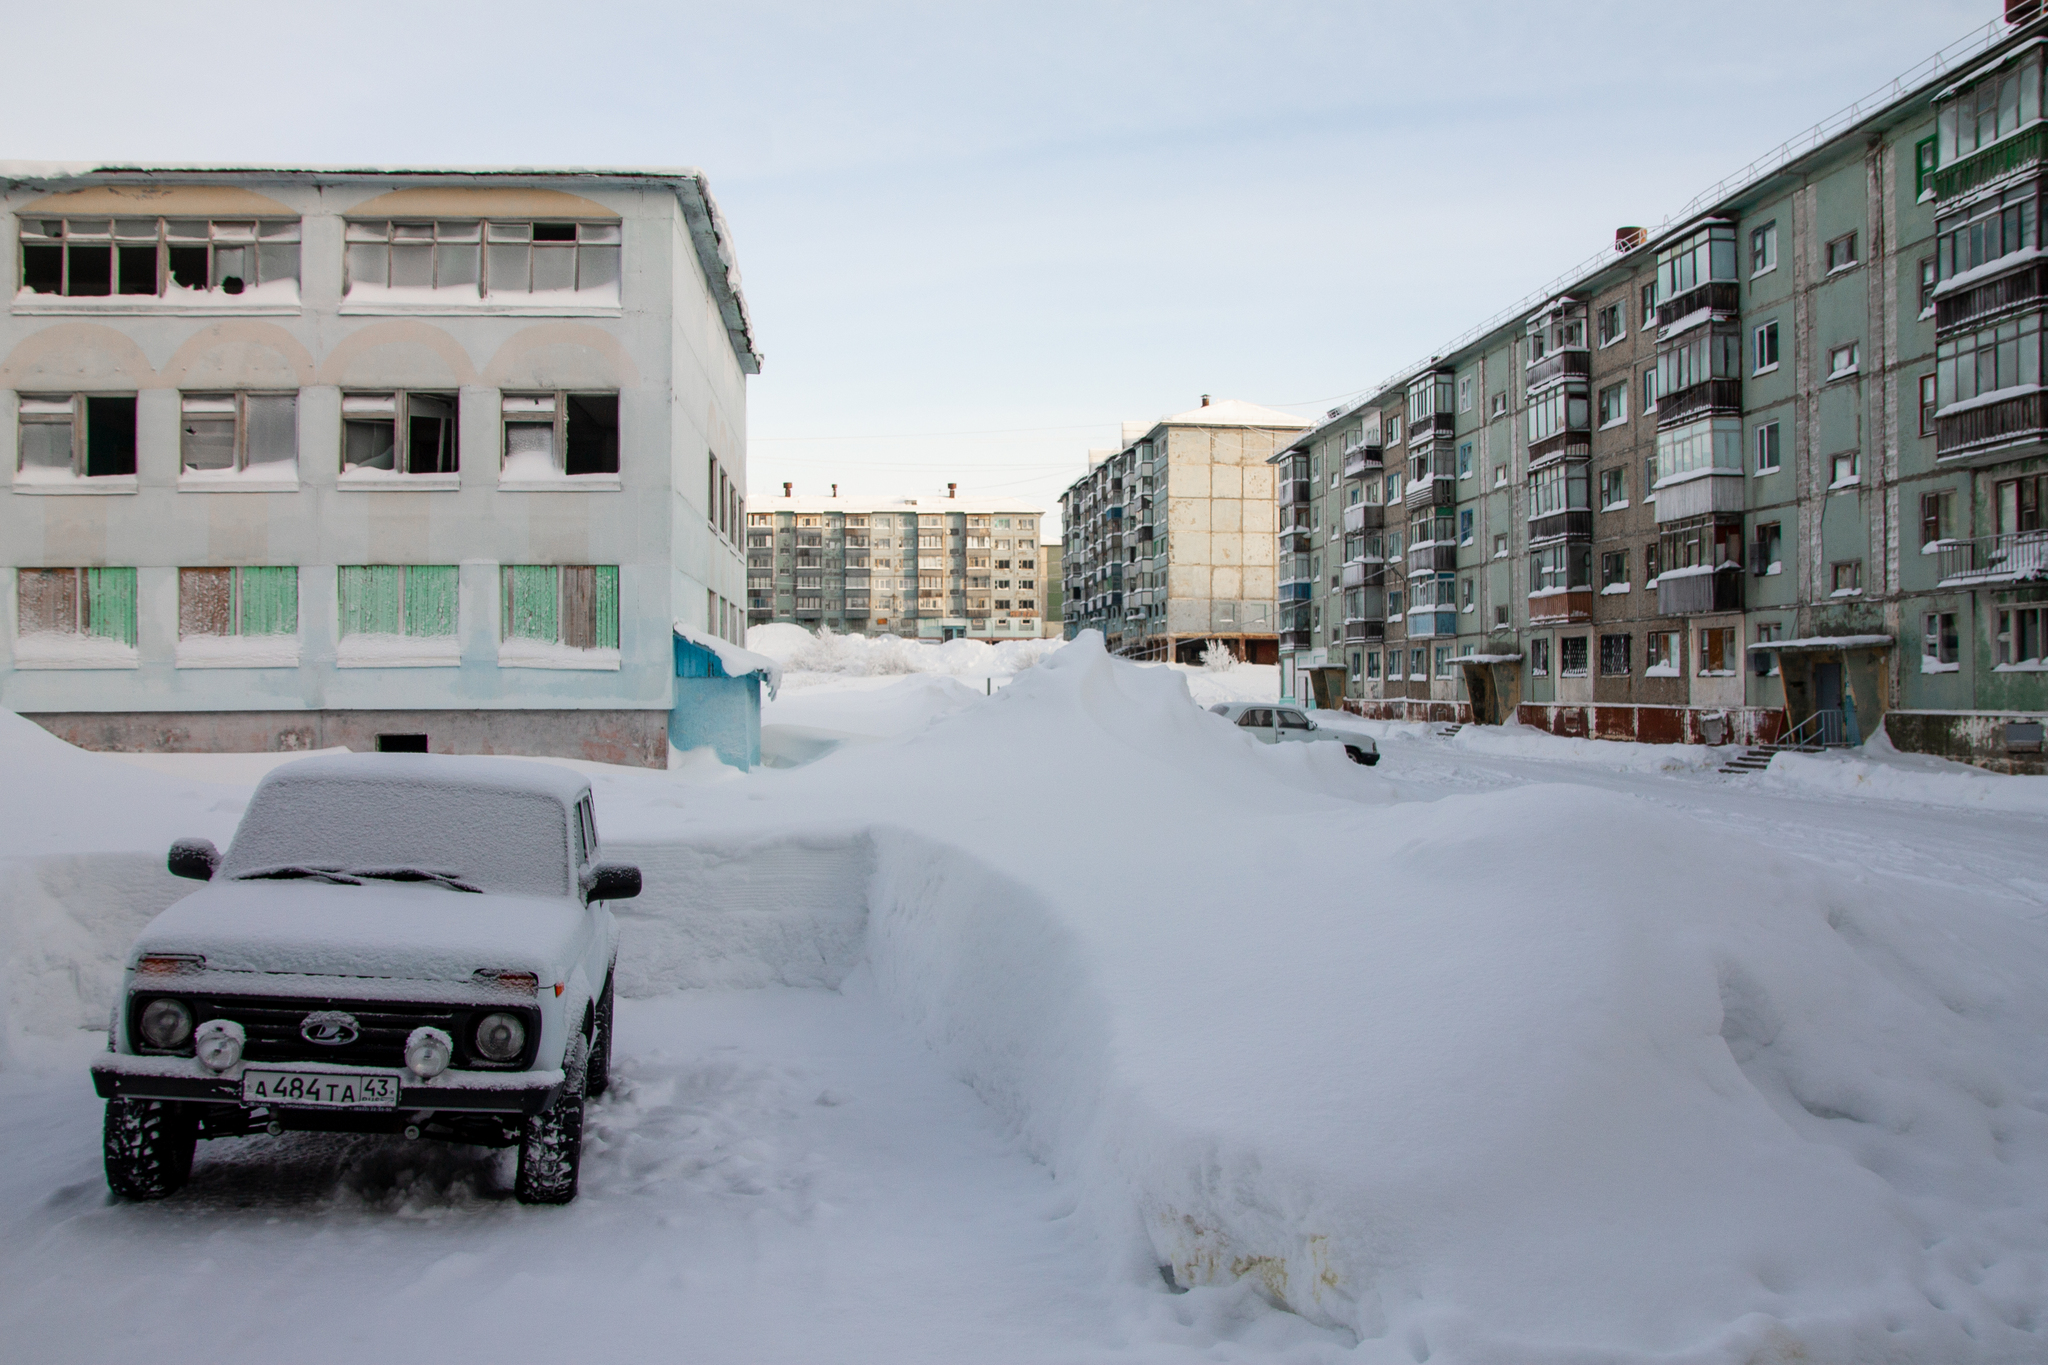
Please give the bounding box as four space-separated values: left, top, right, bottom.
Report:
501 565 618 649
338 565 457 637
179 566 297 637
17 567 137 644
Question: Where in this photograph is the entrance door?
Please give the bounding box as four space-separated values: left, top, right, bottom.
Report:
1814 661 1842 713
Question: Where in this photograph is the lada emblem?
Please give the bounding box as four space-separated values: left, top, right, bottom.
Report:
299 1011 360 1046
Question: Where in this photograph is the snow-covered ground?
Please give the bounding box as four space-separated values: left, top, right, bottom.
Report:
2 630 2046 1364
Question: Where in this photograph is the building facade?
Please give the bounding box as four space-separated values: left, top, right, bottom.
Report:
2 164 758 768
744 491 1044 641
1275 9 2048 769
1061 398 1305 662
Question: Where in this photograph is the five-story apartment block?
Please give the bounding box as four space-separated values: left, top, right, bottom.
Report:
3 164 758 767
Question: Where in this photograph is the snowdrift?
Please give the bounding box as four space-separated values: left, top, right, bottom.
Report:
3 639 2046 1361
748 622 1062 683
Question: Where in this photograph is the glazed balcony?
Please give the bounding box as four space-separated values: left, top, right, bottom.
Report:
1525 348 1590 392
1937 259 2048 334
1528 509 1592 543
1341 561 1385 589
1931 123 2048 204
1279 628 1313 651
1655 280 1740 329
1342 445 1383 480
1655 377 1743 428
1342 502 1384 534
1407 410 1456 445
1407 543 1459 575
1654 564 1743 615
1342 619 1385 643
1277 478 1315 506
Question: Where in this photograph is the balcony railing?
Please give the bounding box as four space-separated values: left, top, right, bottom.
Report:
1525 348 1591 392
1654 564 1743 615
1936 530 2048 585
1342 619 1384 643
1937 389 2048 460
1527 589 1593 624
1655 280 1740 328
1937 260 2048 333
1341 561 1385 589
1528 509 1592 542
1405 609 1457 639
1527 434 1590 466
1931 123 2048 203
1655 377 1742 428
1407 543 1459 575
1279 628 1312 651
1342 502 1384 534
1408 411 1455 444
1342 447 1382 480
1404 475 1455 509
1277 478 1315 506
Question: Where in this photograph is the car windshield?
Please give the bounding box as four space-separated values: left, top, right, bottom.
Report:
220 777 571 898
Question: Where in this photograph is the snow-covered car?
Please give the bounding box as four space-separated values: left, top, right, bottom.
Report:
1207 701 1378 765
90 753 639 1205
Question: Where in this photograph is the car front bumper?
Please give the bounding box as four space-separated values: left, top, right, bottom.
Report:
91 1053 567 1116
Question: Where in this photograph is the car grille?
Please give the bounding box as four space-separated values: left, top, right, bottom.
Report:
129 992 539 1070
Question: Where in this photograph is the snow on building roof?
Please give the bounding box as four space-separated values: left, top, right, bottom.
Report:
1152 398 1310 429
674 623 783 698
1458 654 1525 665
0 160 760 375
755 494 1044 516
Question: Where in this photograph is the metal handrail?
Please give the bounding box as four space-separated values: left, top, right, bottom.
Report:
1782 708 1848 749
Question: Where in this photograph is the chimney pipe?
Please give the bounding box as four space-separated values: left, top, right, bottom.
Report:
782 482 792 497
1615 225 1647 252
948 482 957 498
831 483 838 497
1200 394 1211 407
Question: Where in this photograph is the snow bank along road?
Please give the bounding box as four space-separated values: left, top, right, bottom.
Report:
3 633 2046 1364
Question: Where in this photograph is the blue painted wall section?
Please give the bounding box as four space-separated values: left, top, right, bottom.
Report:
670 632 761 768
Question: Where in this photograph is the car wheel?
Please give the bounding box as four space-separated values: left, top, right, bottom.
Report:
1362 752 1380 766
516 1034 587 1205
103 1098 197 1200
585 972 615 1099
1343 745 1372 766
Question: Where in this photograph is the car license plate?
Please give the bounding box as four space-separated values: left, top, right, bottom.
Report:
241 1066 400 1110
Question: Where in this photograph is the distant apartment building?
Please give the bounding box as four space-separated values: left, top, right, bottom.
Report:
1271 8 2048 769
1 163 759 768
1039 540 1063 634
1061 397 1306 662
745 489 1044 640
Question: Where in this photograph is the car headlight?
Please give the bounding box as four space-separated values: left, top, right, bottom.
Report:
473 1012 526 1063
139 998 195 1050
194 1018 244 1072
405 1026 454 1079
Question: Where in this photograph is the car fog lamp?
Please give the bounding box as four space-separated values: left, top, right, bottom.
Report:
194 1018 245 1072
405 1026 455 1079
473 1012 526 1063
139 998 195 1050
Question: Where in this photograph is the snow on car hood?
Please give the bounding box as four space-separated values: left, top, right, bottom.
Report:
131 880 586 981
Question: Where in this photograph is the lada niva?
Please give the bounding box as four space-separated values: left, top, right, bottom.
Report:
91 753 640 1205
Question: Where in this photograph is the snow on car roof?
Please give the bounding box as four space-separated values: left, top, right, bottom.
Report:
251 751 592 804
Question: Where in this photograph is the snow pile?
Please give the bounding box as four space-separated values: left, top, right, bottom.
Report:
748 623 1061 685
1759 733 2048 813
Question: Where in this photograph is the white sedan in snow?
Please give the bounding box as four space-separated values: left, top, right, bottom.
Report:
1208 702 1379 765
91 753 640 1205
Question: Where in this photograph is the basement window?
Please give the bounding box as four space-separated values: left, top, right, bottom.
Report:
501 392 619 484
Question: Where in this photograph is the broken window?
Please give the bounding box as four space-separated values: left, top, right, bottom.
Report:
19 216 298 298
180 392 297 477
1925 612 1960 668
501 392 618 479
16 567 137 643
344 219 620 299
340 391 458 475
178 566 298 638
501 565 619 651
17 394 136 479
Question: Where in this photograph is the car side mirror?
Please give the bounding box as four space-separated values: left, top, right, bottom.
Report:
168 838 220 882
587 862 642 901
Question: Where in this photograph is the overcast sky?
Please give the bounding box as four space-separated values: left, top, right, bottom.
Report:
3 0 2000 533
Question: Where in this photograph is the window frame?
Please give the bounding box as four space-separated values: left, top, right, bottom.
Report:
343 218 622 301
15 392 138 482
1825 233 1859 273
1752 320 1780 374
1754 421 1782 475
500 391 621 484
1749 220 1777 277
19 214 301 300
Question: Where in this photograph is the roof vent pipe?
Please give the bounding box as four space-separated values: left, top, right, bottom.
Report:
1200 394 1211 407
1615 225 1648 251
782 482 792 497
831 483 838 497
948 482 957 498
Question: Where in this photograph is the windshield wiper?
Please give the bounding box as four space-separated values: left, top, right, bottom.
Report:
236 865 363 886
348 868 483 894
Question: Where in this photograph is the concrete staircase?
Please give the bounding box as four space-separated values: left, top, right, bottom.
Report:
1437 724 1466 740
1717 740 1825 775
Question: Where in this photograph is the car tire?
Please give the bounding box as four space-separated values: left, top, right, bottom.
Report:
516 1034 587 1205
1362 752 1380 766
1343 745 1374 766
103 1098 197 1200
585 972 614 1099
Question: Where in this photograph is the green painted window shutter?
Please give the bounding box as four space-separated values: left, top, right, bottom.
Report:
594 565 619 648
237 566 298 637
504 565 559 641
338 565 402 636
405 565 458 637
83 567 137 645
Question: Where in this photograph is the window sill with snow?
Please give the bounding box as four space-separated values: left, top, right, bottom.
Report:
10 633 139 669
497 641 621 670
175 635 301 669
336 634 462 668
